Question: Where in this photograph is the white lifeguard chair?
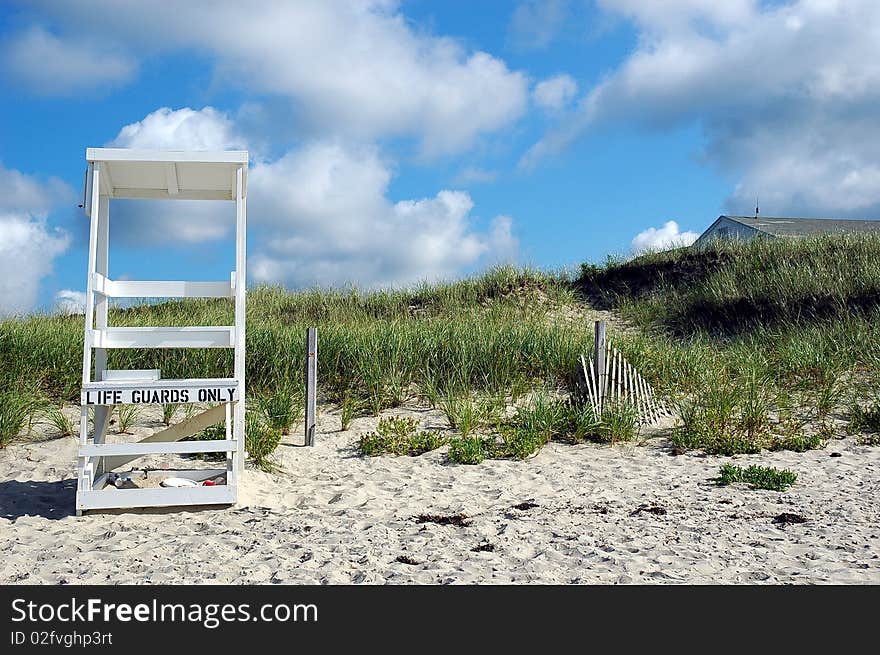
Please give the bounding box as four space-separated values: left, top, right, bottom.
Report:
76 148 248 513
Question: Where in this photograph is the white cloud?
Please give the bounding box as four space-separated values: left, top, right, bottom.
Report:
106 107 245 243
0 212 69 316
631 220 698 254
54 289 87 315
110 107 246 151
487 215 519 264
2 26 136 95
104 107 517 287
27 0 528 157
452 167 499 185
508 0 570 51
533 74 578 111
525 0 880 217
1 163 75 214
249 143 516 287
0 165 73 315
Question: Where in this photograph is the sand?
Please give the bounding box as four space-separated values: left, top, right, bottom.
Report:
1 402 879 584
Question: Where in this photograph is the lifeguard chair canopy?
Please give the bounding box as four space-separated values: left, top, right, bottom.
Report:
76 148 248 514
84 148 247 201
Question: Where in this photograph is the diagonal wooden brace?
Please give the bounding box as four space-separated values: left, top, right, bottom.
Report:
99 403 229 471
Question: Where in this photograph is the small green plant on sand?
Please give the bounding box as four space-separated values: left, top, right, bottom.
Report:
161 403 178 426
359 416 446 456
340 395 358 431
0 388 43 447
718 464 797 492
245 412 282 472
184 422 227 461
447 436 488 464
592 401 640 444
115 405 139 434
44 405 74 437
848 400 880 435
440 393 503 438
258 382 303 435
768 433 825 453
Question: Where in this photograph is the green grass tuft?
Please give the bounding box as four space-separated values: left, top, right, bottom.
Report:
718 464 797 491
0 387 44 447
358 416 446 457
245 412 283 472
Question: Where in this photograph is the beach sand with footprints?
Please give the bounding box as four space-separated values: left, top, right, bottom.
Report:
1 402 878 584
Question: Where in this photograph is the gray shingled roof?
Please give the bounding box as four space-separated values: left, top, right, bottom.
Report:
724 215 880 237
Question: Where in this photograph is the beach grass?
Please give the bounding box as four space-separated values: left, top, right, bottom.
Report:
718 464 798 491
358 416 446 457
5 235 880 459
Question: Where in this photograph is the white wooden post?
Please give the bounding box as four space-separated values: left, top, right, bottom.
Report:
305 327 317 446
81 163 100 387
233 165 246 483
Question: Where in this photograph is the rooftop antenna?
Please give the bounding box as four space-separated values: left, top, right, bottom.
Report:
755 195 760 219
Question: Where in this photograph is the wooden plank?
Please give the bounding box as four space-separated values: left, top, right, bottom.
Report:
106 187 234 201
638 373 649 423
82 381 238 406
77 485 235 511
87 148 248 164
588 358 600 416
602 340 611 411
84 377 235 390
102 369 161 382
94 276 232 298
610 348 617 404
99 403 228 471
305 327 317 446
81 439 237 457
580 354 597 415
91 326 234 349
166 163 179 195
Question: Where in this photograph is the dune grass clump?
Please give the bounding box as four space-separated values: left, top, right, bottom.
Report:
245 412 283 472
718 464 797 492
359 416 446 457
44 405 75 438
258 382 304 435
582 233 880 336
581 235 880 444
447 436 489 464
161 403 178 426
446 392 644 464
438 392 505 438
184 422 228 461
0 387 44 448
848 399 880 435
115 405 139 434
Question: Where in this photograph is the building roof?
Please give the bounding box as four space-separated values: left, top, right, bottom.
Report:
722 215 880 237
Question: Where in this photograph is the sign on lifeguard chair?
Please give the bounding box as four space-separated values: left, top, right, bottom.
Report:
76 149 248 514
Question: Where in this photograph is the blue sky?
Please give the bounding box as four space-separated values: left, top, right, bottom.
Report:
1 1 878 314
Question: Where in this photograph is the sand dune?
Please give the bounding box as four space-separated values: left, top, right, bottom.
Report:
1 403 878 584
